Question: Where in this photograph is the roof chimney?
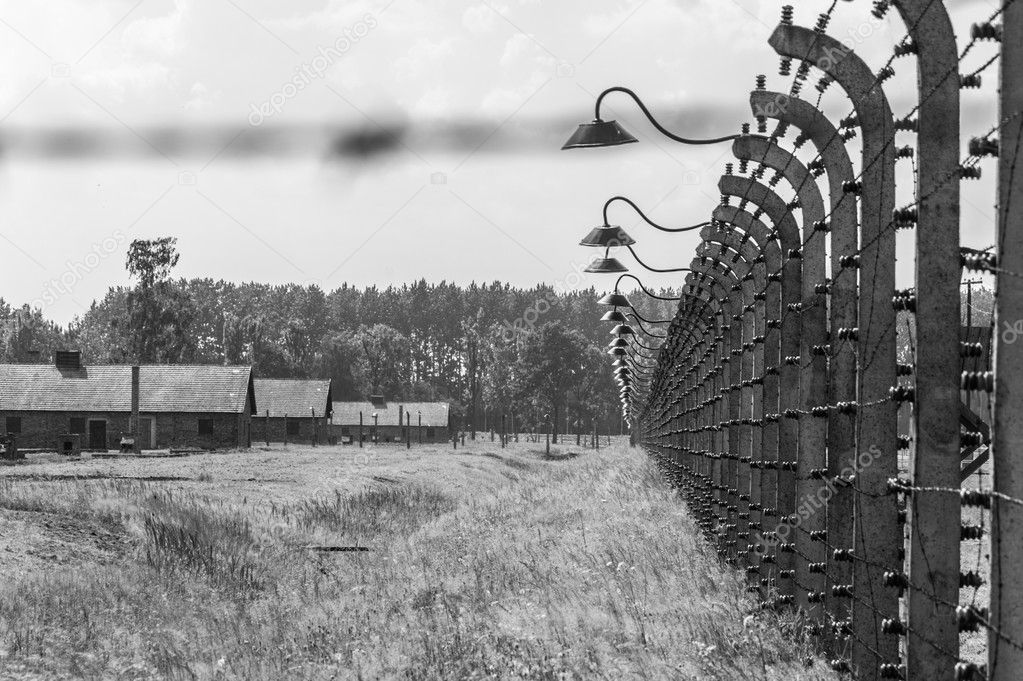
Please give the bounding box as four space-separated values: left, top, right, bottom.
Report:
54 350 82 369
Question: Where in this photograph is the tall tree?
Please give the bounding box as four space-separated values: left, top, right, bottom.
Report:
125 238 195 363
514 323 589 444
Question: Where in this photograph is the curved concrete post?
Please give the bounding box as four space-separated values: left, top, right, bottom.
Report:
992 4 1023 675
710 206 785 588
733 133 829 623
886 3 963 676
703 209 781 584
719 174 803 599
673 279 730 526
750 88 859 635
688 260 752 563
698 233 769 590
675 294 731 542
654 290 723 509
647 301 717 438
770 23 899 674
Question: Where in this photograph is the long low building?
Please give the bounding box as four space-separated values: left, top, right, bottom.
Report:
0 352 255 451
252 378 332 444
330 398 450 443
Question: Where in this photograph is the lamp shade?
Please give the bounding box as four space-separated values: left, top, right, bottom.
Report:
585 257 628 274
611 324 635 336
612 358 628 368
608 337 629 348
597 292 632 307
579 225 635 248
600 309 628 323
562 119 638 149
608 347 627 356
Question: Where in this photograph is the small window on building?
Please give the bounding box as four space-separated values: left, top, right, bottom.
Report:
69 417 86 434
427 427 436 437
198 418 214 435
5 417 21 434
341 427 351 436
287 420 301 436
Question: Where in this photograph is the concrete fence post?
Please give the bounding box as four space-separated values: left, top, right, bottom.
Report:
992 2 1023 678
770 24 900 675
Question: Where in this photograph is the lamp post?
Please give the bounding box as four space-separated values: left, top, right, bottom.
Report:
372 412 378 443
562 86 740 149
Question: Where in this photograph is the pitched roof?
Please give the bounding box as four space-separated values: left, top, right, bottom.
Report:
331 401 450 427
0 364 254 414
254 379 332 418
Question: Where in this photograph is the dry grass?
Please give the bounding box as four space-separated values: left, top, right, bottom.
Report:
0 440 837 680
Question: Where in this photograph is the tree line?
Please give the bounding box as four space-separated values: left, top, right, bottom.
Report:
0 239 680 434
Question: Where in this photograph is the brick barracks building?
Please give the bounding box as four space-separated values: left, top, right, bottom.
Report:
252 378 333 445
0 352 256 452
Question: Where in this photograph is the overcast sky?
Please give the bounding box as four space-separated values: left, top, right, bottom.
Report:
0 0 1001 325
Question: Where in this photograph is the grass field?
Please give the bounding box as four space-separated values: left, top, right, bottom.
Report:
0 439 839 680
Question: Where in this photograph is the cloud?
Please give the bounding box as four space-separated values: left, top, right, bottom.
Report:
184 81 218 112
462 5 496 33
121 0 191 58
79 62 177 103
393 37 455 82
411 87 453 118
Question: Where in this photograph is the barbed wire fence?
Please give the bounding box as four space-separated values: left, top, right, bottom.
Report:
634 2 1023 679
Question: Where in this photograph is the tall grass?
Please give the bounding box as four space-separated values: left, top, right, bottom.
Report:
292 485 456 541
142 490 268 592
0 444 838 680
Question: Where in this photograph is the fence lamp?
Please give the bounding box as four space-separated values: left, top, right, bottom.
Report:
562 86 740 150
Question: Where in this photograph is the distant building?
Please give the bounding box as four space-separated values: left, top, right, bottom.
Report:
252 378 333 444
0 352 255 451
330 396 450 443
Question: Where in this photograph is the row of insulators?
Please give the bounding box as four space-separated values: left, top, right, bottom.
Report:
971 22 1002 41
960 165 983 180
969 137 999 157
962 524 984 540
960 73 983 89
893 207 918 230
961 371 994 392
962 489 992 508
962 249 996 271
894 38 918 58
837 327 859 341
893 289 916 311
896 117 918 132
961 342 985 357
957 605 989 632
955 662 986 681
890 386 915 403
